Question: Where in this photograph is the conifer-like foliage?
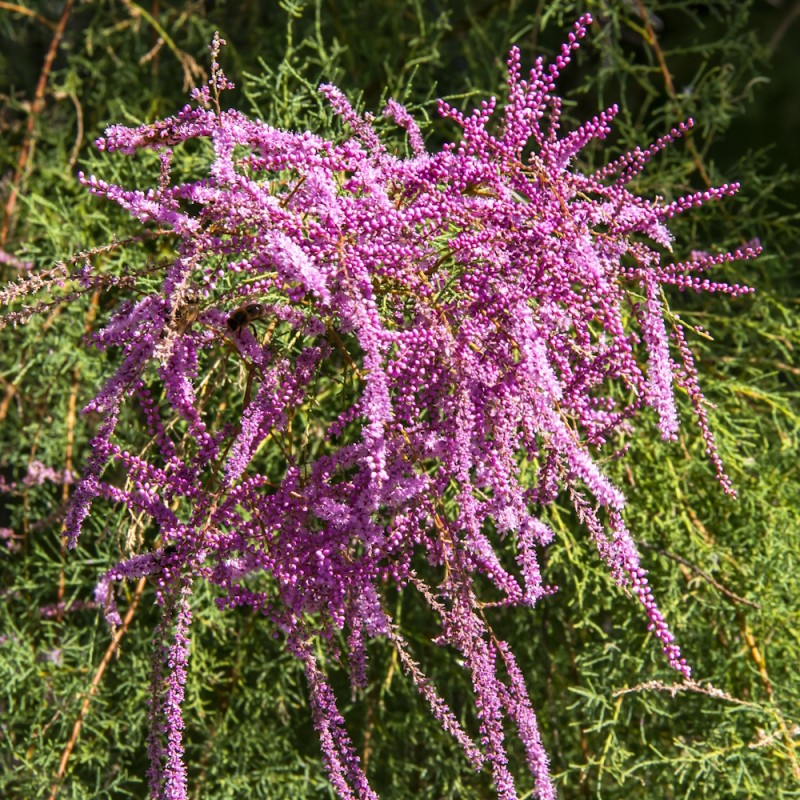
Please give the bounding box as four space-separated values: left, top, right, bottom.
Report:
1 2 798 799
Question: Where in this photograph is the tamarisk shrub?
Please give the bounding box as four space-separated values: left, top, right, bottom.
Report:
0 16 759 800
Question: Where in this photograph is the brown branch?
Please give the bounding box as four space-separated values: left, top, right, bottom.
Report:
639 541 760 609
769 0 800 53
48 576 148 800
0 1 58 30
634 0 674 96
0 373 19 421
634 0 711 188
737 612 800 782
1 0 75 246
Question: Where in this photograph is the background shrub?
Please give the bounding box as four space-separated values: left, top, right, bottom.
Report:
1 1 798 798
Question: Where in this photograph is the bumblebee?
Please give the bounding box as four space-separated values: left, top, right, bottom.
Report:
227 302 268 333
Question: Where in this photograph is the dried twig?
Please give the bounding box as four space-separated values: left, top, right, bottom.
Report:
613 678 761 708
639 541 760 609
633 0 712 188
121 0 206 91
48 577 148 800
1 0 75 245
0 1 58 30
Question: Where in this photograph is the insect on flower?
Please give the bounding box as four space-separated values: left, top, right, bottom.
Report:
172 294 201 332
226 302 268 333
159 292 201 339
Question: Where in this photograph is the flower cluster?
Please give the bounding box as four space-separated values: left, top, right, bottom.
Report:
5 18 758 800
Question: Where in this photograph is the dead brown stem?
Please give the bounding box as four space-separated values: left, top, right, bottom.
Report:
48 576 148 800
1 0 75 245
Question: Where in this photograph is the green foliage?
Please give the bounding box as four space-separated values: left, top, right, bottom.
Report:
1 1 798 798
